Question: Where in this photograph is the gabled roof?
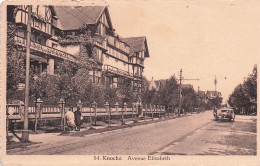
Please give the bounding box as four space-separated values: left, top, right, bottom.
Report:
154 79 166 89
53 6 112 30
121 36 150 57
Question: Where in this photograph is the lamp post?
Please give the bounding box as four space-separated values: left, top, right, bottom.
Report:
158 105 162 119
153 105 157 119
115 102 119 113
34 98 43 132
92 101 97 126
151 104 153 120
58 98 66 131
104 102 110 127
140 102 143 118
33 75 39 132
122 102 127 125
89 103 92 126
144 104 147 119
132 102 135 119
22 5 32 142
6 105 10 141
162 106 165 118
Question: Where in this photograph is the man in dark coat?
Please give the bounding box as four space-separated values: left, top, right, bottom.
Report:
74 107 82 131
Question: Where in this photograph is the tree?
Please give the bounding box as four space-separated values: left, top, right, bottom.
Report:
161 76 179 108
117 78 134 106
243 65 257 107
228 84 250 113
104 85 118 106
182 87 198 112
6 22 26 101
208 96 223 109
228 65 257 114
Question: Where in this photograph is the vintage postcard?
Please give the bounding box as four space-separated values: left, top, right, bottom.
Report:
1 0 259 165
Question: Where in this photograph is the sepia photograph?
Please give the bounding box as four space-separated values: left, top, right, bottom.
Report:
1 0 259 165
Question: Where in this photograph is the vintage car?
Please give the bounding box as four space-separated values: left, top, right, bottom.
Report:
214 108 235 121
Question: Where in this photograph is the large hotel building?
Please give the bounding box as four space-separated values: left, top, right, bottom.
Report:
7 5 149 94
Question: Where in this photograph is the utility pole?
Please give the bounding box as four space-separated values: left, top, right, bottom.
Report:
214 75 217 92
22 5 32 142
178 69 183 116
177 69 199 116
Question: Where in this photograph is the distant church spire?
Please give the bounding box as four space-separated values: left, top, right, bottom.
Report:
149 77 158 91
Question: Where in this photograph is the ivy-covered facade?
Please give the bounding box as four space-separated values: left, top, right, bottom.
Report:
7 5 150 94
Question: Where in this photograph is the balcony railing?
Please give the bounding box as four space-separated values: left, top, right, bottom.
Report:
134 73 142 79
132 58 144 66
14 36 77 62
103 64 133 78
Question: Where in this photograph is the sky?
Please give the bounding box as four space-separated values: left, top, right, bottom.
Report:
96 0 259 103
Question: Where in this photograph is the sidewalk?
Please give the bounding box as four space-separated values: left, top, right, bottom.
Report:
6 112 194 153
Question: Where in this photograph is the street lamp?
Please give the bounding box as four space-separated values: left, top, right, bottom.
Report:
132 102 135 119
151 104 154 120
122 102 127 125
115 102 119 113
104 102 110 127
34 98 43 132
58 98 66 131
92 101 97 126
22 5 32 142
140 102 143 118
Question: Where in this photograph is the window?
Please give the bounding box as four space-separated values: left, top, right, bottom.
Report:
38 38 42 44
133 57 137 63
31 33 36 42
113 77 118 88
17 29 25 38
52 43 58 48
34 19 41 29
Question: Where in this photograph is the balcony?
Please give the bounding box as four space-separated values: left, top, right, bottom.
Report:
132 58 144 66
103 65 133 78
94 34 107 51
14 36 77 62
133 73 142 81
94 41 107 52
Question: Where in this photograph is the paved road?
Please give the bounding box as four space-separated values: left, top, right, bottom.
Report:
7 110 256 155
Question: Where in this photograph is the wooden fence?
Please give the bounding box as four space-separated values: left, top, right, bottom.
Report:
7 104 166 120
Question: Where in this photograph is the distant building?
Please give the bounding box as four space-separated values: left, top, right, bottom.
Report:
198 91 207 103
205 91 222 99
148 77 158 91
181 84 194 90
147 78 167 91
154 79 166 90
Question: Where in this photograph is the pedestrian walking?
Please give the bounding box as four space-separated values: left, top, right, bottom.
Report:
74 106 82 131
65 107 75 131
